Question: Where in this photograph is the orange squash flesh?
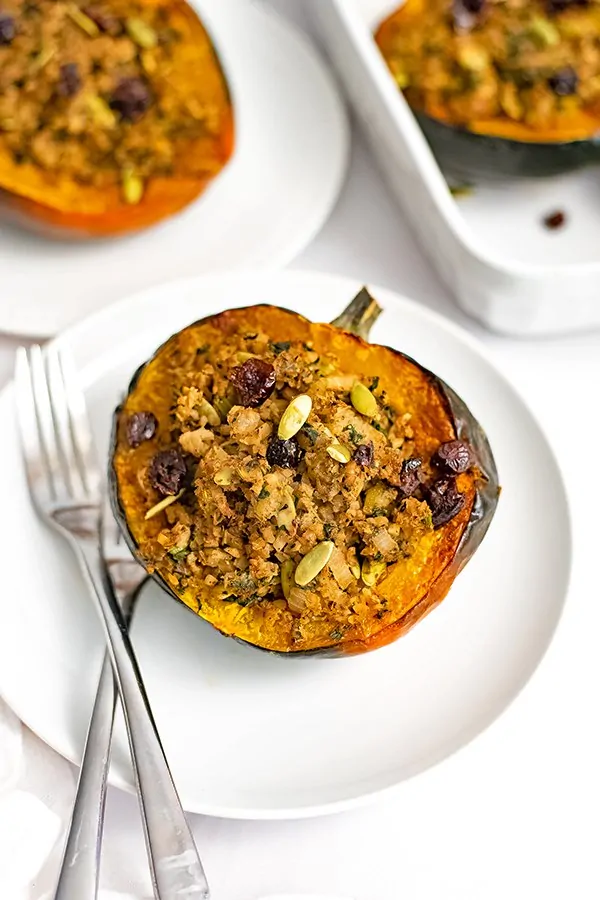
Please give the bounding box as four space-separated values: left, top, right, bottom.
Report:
110 295 499 657
0 0 234 238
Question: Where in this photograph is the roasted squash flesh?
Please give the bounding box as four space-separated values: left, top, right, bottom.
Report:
110 292 499 656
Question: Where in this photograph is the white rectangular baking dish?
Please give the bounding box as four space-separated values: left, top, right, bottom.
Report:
310 0 600 337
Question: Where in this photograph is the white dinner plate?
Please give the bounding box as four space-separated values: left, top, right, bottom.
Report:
0 271 570 819
0 1 349 339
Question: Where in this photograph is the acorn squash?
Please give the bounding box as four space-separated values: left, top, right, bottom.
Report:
0 0 234 237
375 0 600 180
109 289 499 656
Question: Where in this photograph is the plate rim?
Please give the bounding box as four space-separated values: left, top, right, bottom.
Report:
0 2 350 339
0 269 572 819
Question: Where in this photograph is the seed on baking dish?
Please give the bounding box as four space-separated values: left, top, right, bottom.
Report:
361 558 387 587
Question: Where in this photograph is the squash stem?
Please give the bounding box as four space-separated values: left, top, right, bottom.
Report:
330 287 382 340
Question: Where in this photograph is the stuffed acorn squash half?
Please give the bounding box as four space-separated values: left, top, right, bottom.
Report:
376 0 600 180
0 0 234 237
110 290 499 656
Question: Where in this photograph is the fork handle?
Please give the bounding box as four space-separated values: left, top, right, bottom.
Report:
75 540 210 900
53 653 116 900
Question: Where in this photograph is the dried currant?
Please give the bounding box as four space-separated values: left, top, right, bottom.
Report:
548 67 578 96
433 440 472 475
424 476 465 528
266 436 303 469
543 210 566 230
57 63 81 98
229 358 276 407
547 0 587 13
126 411 158 448
110 77 152 122
353 442 374 467
82 4 122 34
452 0 484 31
148 449 186 496
399 457 422 497
0 12 15 44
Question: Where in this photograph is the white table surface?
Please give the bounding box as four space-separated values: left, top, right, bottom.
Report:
2 2 598 898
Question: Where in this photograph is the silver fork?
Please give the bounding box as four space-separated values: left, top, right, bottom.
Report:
53 505 147 899
15 344 210 900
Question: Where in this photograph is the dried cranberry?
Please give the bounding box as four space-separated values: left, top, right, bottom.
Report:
148 449 186 496
433 440 472 475
266 436 303 469
452 0 484 31
57 63 81 98
399 457 422 497
110 77 152 123
229 358 276 407
126 411 158 448
548 67 578 96
547 0 587 13
353 442 374 467
82 4 121 34
424 477 465 528
543 210 566 230
0 12 15 44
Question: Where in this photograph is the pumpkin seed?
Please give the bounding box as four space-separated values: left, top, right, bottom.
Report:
277 493 296 530
67 3 99 36
122 169 144 205
278 394 312 440
198 398 221 427
236 351 259 363
294 540 334 586
350 382 378 418
361 558 387 587
213 395 233 419
326 443 351 464
126 16 158 49
145 489 184 520
456 44 490 72
363 483 392 516
33 46 55 71
214 467 234 486
86 94 116 129
528 16 559 48
280 559 295 601
141 49 157 74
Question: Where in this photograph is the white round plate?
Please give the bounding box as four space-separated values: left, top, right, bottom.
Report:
0 271 570 819
0 1 349 339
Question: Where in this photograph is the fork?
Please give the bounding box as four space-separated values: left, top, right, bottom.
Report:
53 506 147 899
15 344 210 900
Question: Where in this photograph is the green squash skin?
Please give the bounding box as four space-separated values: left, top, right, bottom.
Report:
108 301 500 658
416 112 600 181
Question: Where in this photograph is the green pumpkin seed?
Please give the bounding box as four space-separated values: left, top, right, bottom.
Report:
280 559 295 601
213 396 233 419
86 94 117 129
277 494 296 530
145 489 184 520
122 169 144 205
198 398 220 427
361 558 387 587
278 394 312 440
294 540 334 586
214 467 234 486
67 4 100 36
528 16 559 48
126 17 158 49
326 443 351 464
350 382 378 418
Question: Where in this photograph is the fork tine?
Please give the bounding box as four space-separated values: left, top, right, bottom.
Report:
29 345 66 503
45 345 86 499
56 347 100 499
14 348 52 506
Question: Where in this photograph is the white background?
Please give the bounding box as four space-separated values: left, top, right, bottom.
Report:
1 1 599 898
